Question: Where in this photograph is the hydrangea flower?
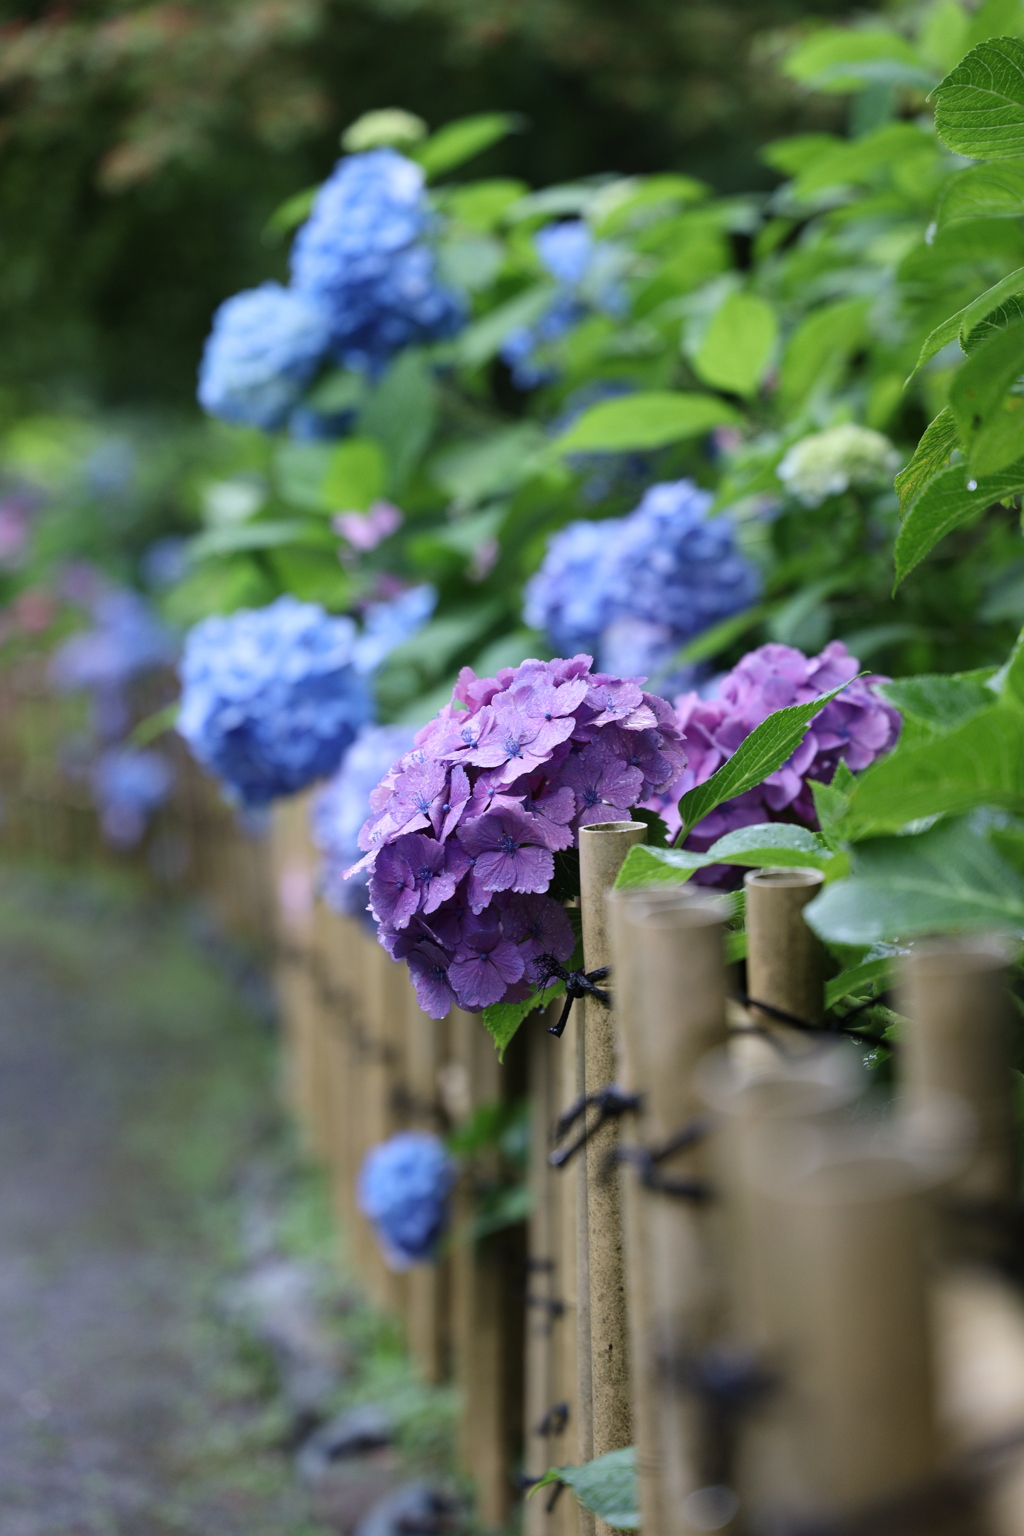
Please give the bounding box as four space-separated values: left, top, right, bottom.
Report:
50 586 178 742
290 149 464 375
357 1131 456 1268
524 480 759 681
197 282 333 431
91 746 174 849
643 641 901 878
501 219 625 389
178 590 433 807
313 723 418 920
776 424 901 508
352 654 687 1016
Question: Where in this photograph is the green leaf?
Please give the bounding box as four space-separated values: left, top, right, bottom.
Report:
908 265 1024 380
894 408 959 515
306 369 366 414
784 28 929 92
322 437 387 511
677 684 856 838
1004 624 1024 706
359 351 437 493
806 815 1024 945
778 299 869 411
187 520 315 560
482 983 563 1060
615 824 835 890
965 0 1024 50
673 604 769 665
533 1448 639 1530
893 458 1024 585
949 318 1024 467
876 670 996 733
842 704 1024 835
454 284 554 370
414 112 523 179
262 184 319 242
825 954 895 1008
692 292 778 397
933 37 1024 161
936 160 1024 229
432 424 546 508
550 392 741 455
629 807 671 848
794 123 935 196
274 440 335 511
130 701 180 748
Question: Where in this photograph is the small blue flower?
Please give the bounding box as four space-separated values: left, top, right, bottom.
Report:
352 583 437 673
50 587 177 709
501 219 625 389
524 480 761 681
312 723 417 920
290 149 464 375
91 746 174 849
357 1131 456 1268
177 595 372 806
197 282 333 431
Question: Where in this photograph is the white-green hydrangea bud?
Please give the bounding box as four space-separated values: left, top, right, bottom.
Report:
776 423 900 507
342 109 428 154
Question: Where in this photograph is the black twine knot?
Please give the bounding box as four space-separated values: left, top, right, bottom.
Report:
534 956 611 1037
613 1117 715 1201
548 1083 640 1168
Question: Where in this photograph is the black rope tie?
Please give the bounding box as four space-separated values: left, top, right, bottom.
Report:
535 1402 570 1438
534 956 611 1037
733 992 894 1056
612 1117 715 1202
548 1084 640 1168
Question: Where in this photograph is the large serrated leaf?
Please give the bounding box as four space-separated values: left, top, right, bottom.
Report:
949 318 1024 465
550 392 742 455
893 459 1024 585
533 1448 639 1530
842 704 1024 836
933 37 1024 161
936 160 1024 229
907 265 1024 380
615 823 834 890
894 408 959 515
677 684 854 839
806 816 1024 946
876 671 997 733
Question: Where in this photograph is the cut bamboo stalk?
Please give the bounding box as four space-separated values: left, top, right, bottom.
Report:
897 935 1018 1204
577 821 648 1512
740 1125 967 1530
359 937 409 1317
609 890 730 1536
743 867 824 1052
404 979 450 1386
312 901 359 1268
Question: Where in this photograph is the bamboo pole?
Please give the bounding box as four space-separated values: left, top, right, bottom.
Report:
896 935 1018 1203
609 890 730 1536
575 819 647 1528
743 867 824 1052
404 980 450 1385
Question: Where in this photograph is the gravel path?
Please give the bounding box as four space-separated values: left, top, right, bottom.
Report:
0 864 329 1536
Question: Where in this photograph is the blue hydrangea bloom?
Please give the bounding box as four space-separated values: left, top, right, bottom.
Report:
524 480 761 680
357 1131 456 1268
312 722 417 919
501 219 625 389
177 595 373 807
290 149 464 375
91 746 174 849
50 588 177 694
197 282 333 431
352 583 437 673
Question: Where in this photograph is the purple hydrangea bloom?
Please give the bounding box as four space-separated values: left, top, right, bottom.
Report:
197 282 332 431
357 1131 456 1268
524 480 760 684
351 654 687 1017
643 641 901 882
90 745 174 849
312 723 417 920
290 149 464 375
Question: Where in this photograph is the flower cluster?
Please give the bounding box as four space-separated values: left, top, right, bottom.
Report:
90 746 174 849
353 655 687 1017
776 424 900 507
501 220 624 389
197 282 334 432
524 480 760 681
290 149 464 375
644 641 901 869
178 589 433 807
357 1131 456 1268
50 585 178 741
313 723 417 920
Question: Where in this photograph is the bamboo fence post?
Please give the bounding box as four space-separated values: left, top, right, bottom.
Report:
743 867 824 1052
403 980 450 1385
608 890 730 1536
896 935 1018 1204
357 937 410 1317
739 1126 972 1532
311 903 361 1271
575 817 647 1528
448 1006 523 1531
524 1005 578 1536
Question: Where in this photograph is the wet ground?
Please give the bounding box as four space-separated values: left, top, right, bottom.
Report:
0 862 332 1536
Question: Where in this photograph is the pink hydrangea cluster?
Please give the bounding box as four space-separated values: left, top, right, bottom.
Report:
352 655 687 1017
645 641 900 864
